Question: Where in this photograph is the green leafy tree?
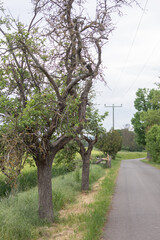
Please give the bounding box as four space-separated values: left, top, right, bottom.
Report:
0 0 131 221
96 129 122 159
141 88 160 129
54 141 79 171
131 88 158 146
146 125 160 163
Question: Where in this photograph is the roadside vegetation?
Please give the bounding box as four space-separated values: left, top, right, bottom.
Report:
132 87 160 162
0 150 146 240
141 159 160 170
0 162 105 240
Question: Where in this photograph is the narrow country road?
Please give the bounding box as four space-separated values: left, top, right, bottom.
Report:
102 158 160 240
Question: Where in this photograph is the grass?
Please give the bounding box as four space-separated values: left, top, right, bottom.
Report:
0 150 146 240
141 159 160 169
48 151 147 240
0 164 105 240
0 164 72 198
116 151 147 160
1 149 145 198
63 158 121 240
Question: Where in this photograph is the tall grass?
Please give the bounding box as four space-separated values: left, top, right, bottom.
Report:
0 150 145 198
0 164 72 198
0 164 105 240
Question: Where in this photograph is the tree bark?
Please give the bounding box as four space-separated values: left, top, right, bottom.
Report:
36 157 54 222
81 153 90 191
76 137 96 192
147 152 152 161
106 155 111 168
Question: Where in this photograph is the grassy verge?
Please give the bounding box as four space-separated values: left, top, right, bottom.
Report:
81 159 121 240
0 164 105 240
0 150 145 198
0 151 146 240
40 158 121 240
39 151 147 240
141 159 160 169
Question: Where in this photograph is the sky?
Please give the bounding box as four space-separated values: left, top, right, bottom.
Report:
2 0 160 131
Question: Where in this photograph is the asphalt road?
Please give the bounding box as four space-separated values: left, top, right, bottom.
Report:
102 158 160 240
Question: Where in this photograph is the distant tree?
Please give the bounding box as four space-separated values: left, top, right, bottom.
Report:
141 89 160 129
131 88 158 146
96 129 122 159
146 125 160 163
120 128 144 151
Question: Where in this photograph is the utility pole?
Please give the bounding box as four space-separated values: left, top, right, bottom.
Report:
104 104 122 130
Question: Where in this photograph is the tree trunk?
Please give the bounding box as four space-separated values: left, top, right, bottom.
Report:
106 155 111 168
37 158 54 222
147 152 152 161
81 153 90 191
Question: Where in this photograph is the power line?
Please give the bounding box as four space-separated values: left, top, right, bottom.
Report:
121 39 160 100
104 104 122 130
111 0 149 97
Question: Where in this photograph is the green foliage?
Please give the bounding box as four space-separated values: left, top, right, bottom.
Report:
85 107 108 136
131 112 146 146
146 125 160 163
0 10 82 185
141 109 160 129
96 129 122 159
132 88 160 146
54 141 79 171
0 128 26 187
134 88 156 111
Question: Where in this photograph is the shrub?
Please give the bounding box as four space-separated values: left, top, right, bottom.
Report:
146 124 160 163
96 130 122 159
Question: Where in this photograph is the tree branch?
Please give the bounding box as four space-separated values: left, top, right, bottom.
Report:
20 41 61 101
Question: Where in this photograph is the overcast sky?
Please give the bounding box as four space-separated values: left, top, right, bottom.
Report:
2 0 160 131
95 0 160 130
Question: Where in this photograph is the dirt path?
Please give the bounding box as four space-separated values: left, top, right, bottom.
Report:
102 158 160 240
38 173 107 240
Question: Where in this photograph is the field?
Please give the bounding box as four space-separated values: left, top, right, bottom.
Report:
117 151 147 160
0 151 146 240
